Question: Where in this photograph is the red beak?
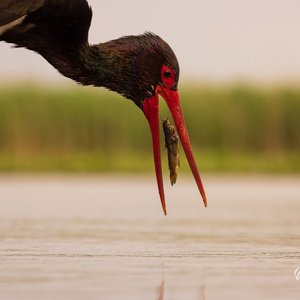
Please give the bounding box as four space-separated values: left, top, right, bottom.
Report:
143 85 207 215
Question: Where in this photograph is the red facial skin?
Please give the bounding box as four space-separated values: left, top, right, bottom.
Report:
143 65 207 215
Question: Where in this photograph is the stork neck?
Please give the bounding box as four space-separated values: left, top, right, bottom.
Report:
49 43 123 91
43 44 99 87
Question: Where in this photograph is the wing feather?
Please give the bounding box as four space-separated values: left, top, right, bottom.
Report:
1 0 92 49
0 0 44 27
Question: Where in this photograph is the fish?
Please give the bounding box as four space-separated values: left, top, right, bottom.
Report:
162 118 180 185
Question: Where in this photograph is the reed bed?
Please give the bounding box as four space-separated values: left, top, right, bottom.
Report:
0 83 299 172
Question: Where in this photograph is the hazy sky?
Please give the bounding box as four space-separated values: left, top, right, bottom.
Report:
1 0 300 84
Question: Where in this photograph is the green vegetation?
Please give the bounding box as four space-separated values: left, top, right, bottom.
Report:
0 83 299 172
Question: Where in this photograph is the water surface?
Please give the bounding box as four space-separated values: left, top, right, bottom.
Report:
1 174 300 299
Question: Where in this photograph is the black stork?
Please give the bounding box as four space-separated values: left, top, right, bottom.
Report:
0 0 207 214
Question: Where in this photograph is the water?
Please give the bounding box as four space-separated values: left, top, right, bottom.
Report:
1 174 300 299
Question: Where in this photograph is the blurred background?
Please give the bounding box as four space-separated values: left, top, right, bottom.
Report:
2 3 300 299
1 0 300 173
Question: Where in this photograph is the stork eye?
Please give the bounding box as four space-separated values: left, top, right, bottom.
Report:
160 65 175 88
164 70 172 78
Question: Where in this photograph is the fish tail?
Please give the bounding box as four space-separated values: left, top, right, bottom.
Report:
170 169 177 186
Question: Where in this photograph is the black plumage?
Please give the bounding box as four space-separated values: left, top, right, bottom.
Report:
0 0 207 214
0 0 179 106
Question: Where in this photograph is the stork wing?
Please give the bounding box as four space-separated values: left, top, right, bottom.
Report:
1 0 92 49
0 0 44 27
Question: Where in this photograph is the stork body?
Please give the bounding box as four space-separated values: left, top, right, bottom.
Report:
0 0 207 214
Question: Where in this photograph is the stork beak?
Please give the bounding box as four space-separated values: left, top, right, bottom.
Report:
143 85 207 215
143 90 166 215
